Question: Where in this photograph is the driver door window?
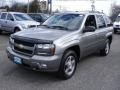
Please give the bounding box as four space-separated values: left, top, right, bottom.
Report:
85 15 97 32
85 15 97 29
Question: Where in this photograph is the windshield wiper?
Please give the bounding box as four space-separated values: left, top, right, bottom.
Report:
51 25 70 30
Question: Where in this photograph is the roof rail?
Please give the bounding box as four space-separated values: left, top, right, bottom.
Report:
88 10 104 13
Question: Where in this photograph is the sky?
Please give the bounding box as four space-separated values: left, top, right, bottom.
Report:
1 0 120 15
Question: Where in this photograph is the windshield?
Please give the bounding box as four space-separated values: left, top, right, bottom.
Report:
116 16 120 22
14 13 33 21
28 14 41 21
41 14 50 20
42 13 84 31
28 14 49 22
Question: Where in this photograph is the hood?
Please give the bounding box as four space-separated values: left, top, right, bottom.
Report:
14 27 72 41
17 20 40 26
113 22 120 25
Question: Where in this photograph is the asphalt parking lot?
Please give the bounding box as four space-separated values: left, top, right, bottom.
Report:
0 33 120 90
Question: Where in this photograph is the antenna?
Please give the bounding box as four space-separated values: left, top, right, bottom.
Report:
90 0 95 11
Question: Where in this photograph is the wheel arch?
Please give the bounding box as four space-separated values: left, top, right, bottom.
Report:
14 26 20 32
63 45 81 62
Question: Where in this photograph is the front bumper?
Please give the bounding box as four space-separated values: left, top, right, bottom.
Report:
6 47 62 72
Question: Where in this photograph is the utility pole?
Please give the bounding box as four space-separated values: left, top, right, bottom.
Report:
1 0 4 7
27 0 30 13
39 0 41 13
48 0 52 14
50 0 52 14
12 0 14 6
90 0 95 11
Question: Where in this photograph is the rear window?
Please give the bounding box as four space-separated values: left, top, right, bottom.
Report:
103 15 112 27
1 13 7 19
96 15 106 28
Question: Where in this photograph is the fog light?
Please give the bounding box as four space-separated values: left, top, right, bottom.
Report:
41 64 47 69
36 63 47 69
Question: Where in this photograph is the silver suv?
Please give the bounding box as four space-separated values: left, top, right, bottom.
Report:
7 11 113 79
0 12 40 34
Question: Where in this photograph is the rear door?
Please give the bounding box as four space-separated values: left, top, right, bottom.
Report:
0 13 7 31
95 14 108 49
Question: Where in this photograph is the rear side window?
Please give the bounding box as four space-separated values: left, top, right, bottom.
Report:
103 15 112 27
1 13 7 19
96 15 106 28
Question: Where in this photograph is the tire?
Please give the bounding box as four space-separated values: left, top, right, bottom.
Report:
100 39 110 56
58 50 78 80
114 30 117 34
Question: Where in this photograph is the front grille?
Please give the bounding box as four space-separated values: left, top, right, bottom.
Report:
14 46 33 55
14 39 34 47
13 39 35 56
115 25 119 28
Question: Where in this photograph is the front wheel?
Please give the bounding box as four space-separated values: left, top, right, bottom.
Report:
100 40 110 56
58 50 78 80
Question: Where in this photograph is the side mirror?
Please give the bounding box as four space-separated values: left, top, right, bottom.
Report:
83 26 96 33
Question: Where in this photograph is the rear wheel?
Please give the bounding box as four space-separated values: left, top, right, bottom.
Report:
114 30 117 34
58 50 78 80
100 39 110 56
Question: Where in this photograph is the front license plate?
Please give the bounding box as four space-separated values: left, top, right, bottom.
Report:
14 57 22 64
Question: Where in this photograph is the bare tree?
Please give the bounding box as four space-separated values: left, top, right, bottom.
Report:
110 4 120 22
9 2 27 13
0 5 10 11
29 0 40 13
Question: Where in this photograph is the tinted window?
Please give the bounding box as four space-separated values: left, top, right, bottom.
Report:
1 13 7 19
7 14 14 21
85 15 97 29
103 15 112 27
96 15 106 28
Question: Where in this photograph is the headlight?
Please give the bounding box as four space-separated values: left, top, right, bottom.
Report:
21 24 28 29
9 37 14 48
36 44 55 56
9 37 14 44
